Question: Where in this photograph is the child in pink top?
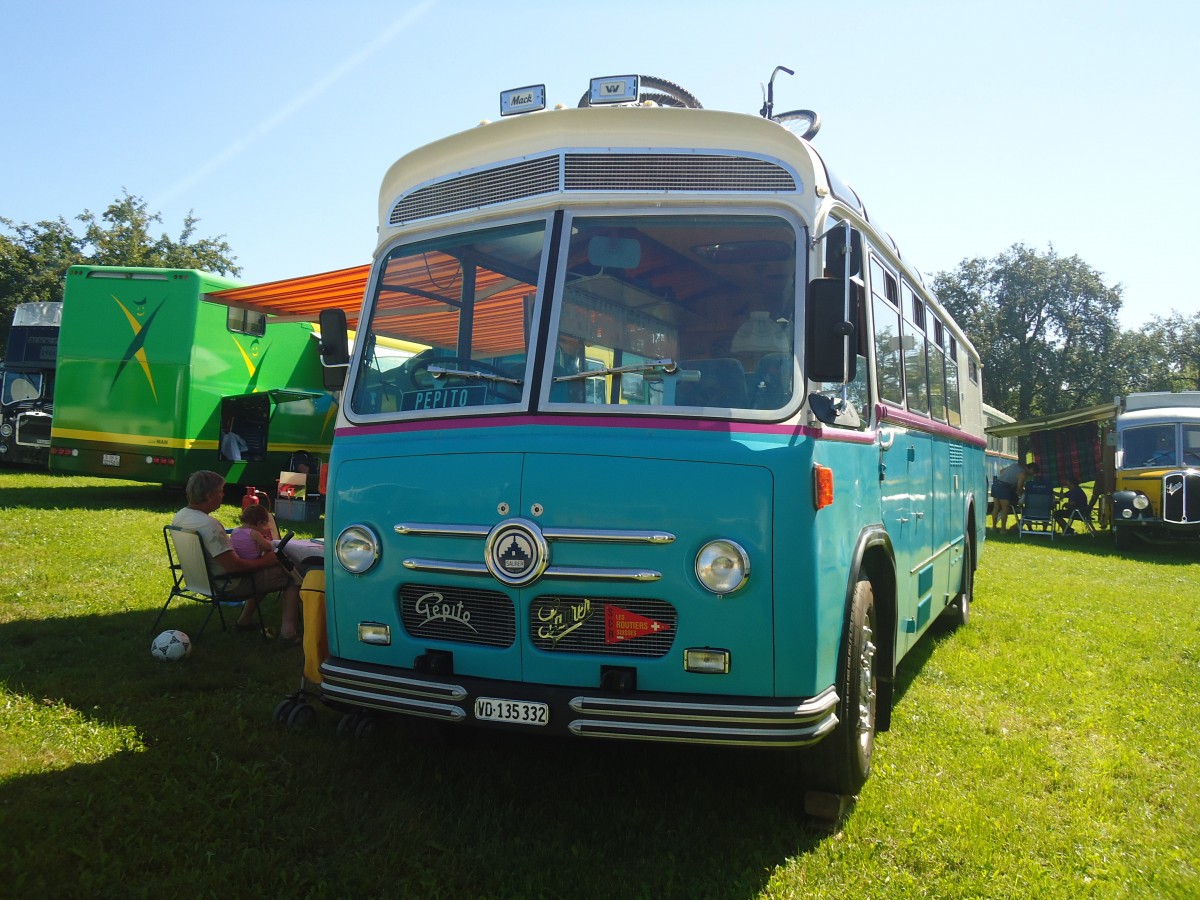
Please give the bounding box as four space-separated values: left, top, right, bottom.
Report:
231 504 274 560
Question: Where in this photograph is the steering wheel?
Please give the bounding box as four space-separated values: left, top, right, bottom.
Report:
406 356 523 403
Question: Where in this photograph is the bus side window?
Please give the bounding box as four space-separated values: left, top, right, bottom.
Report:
871 257 904 406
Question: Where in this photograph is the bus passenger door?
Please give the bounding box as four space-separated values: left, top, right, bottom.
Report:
879 427 935 656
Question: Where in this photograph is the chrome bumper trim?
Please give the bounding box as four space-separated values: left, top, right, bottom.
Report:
318 658 838 747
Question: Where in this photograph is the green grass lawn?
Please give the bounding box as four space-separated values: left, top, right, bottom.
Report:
1 471 1197 898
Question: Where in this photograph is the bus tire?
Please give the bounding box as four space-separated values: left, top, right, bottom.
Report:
942 536 973 629
806 577 878 796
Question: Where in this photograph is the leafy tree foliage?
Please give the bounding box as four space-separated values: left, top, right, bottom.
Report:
1 191 239 347
1131 312 1200 392
933 244 1124 419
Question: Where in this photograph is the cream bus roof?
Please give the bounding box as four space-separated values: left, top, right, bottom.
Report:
1122 391 1200 413
376 106 827 246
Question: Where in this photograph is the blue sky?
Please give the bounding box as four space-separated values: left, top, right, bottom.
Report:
3 1 1196 330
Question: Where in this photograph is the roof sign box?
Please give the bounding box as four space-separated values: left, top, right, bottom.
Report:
589 75 638 105
500 84 546 117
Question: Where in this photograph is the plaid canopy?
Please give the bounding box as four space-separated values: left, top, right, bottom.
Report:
1030 423 1102 485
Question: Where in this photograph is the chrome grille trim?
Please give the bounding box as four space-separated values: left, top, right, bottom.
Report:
541 565 661 582
396 520 673 583
402 558 661 582
395 523 492 538
396 522 675 543
403 558 489 575
387 150 798 225
540 527 676 544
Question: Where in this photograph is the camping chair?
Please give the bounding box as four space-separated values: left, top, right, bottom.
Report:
1055 492 1098 536
154 525 268 639
1018 482 1056 540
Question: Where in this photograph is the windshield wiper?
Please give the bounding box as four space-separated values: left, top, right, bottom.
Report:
426 364 523 386
553 358 680 383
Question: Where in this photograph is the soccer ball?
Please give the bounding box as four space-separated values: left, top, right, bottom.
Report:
151 629 192 661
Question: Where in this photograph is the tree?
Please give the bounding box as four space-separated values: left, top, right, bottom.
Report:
0 191 239 347
1131 312 1200 392
933 244 1125 420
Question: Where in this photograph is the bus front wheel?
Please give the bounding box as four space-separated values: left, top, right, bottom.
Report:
806 577 878 796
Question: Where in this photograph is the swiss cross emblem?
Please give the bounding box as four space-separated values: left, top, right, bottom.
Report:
604 605 671 644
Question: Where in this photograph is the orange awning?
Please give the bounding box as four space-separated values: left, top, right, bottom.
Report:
208 255 535 357
208 265 371 329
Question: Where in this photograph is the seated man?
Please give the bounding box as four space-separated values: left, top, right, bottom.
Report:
172 469 301 643
1054 478 1092 534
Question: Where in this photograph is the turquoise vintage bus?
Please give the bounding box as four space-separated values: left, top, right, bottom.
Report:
315 74 986 796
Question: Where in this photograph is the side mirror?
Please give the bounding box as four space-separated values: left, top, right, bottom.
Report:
806 278 856 384
824 227 862 278
318 308 349 391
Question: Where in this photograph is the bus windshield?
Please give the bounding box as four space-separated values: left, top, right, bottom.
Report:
548 214 796 411
350 221 547 415
350 214 799 418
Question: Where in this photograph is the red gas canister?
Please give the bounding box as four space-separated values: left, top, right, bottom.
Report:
242 486 268 510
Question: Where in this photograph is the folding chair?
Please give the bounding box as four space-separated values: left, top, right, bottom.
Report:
1018 482 1056 540
154 525 267 639
1060 506 1097 535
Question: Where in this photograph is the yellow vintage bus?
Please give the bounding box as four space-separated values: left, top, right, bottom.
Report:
1111 392 1200 549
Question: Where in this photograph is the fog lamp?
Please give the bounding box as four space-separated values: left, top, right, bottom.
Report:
684 648 730 674
358 622 391 645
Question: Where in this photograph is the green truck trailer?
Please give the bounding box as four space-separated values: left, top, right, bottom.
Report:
50 265 337 488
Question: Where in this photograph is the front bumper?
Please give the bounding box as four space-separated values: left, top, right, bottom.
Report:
319 656 839 747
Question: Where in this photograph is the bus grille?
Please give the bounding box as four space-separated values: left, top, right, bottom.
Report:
564 153 795 193
389 152 797 225
399 583 516 648
16 411 52 448
529 595 676 658
1162 472 1200 524
390 156 560 226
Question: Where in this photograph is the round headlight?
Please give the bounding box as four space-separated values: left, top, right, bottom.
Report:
335 524 380 574
0 423 12 437
695 540 750 595
1133 493 1150 510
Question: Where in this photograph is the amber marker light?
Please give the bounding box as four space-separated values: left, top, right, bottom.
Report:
813 464 834 509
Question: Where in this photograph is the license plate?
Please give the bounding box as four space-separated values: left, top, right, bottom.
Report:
102 453 120 467
473 697 549 726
